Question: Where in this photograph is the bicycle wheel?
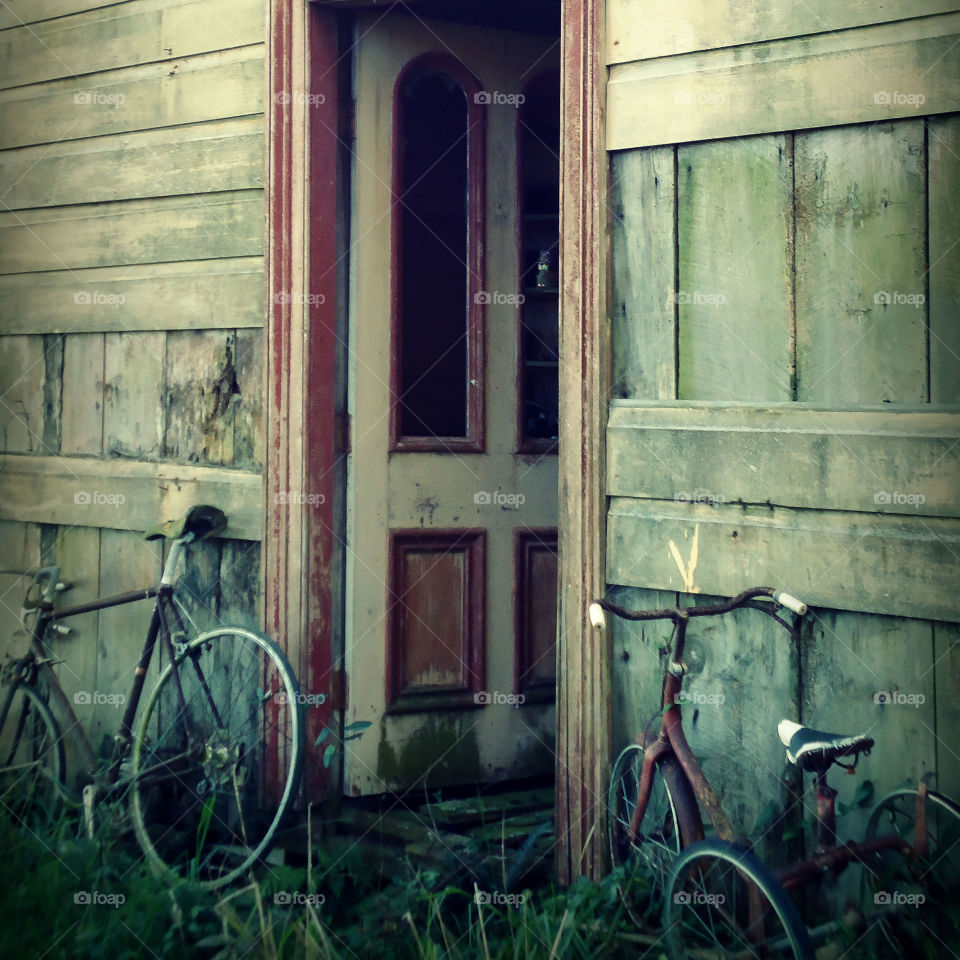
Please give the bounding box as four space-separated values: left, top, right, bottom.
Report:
860 787 960 950
609 743 698 928
130 627 303 887
665 839 814 960
0 681 66 827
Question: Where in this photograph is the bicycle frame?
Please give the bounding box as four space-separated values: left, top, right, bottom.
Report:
2 538 197 785
601 588 916 889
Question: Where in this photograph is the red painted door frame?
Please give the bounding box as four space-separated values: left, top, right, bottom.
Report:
264 0 610 881
264 1 343 802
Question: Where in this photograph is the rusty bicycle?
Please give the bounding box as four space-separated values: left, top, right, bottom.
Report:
0 505 304 888
591 586 960 958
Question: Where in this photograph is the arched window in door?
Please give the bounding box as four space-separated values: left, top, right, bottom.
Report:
391 55 485 451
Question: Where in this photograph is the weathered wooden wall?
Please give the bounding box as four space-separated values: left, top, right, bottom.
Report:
0 0 266 752
605 0 960 870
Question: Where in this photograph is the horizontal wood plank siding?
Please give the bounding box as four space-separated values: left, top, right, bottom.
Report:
0 0 264 89
0 191 263 274
0 46 263 150
0 117 263 211
606 0 960 64
0 2 120 31
0 0 268 747
607 403 960 518
0 455 264 539
607 14 960 151
607 497 960 623
0 259 264 334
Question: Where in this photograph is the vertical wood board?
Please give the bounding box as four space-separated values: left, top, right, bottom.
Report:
610 147 677 400
677 135 794 401
795 121 927 403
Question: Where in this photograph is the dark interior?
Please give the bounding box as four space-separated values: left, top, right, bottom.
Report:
397 68 470 439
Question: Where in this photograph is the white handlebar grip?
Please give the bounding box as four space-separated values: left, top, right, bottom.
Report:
588 603 606 630
776 592 807 616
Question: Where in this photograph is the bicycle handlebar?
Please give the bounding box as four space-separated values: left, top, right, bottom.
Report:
588 586 807 631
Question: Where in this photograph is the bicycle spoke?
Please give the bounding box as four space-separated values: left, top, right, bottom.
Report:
130 627 302 887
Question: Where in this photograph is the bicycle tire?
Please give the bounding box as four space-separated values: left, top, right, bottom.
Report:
130 626 304 888
665 838 814 960
608 743 700 928
0 681 67 826
861 787 960 951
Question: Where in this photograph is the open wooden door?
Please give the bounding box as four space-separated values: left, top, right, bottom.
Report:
344 13 560 795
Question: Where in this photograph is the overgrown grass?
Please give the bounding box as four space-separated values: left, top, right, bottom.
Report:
1 799 956 959
0 800 641 960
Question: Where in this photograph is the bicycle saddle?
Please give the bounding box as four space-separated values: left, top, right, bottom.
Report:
143 504 228 542
777 719 874 772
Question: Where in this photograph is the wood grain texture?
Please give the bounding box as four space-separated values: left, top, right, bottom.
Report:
795 121 928 403
219 538 261 631
0 0 264 90
610 147 676 400
677 136 793 401
934 621 960 800
0 335 46 452
232 328 265 469
0 521 39 664
0 454 264 540
681 593 800 868
103 331 163 459
0 259 265 334
606 16 960 150
60 333 104 455
606 0 960 65
0 1 118 30
94 529 161 746
48 526 101 739
0 46 264 150
929 115 960 403
607 403 960 518
0 118 264 211
163 330 249 467
607 497 960 623
607 585 676 753
556 0 608 882
801 611 936 842
0 191 263 274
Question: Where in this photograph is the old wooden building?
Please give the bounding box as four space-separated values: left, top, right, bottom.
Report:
0 0 958 886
